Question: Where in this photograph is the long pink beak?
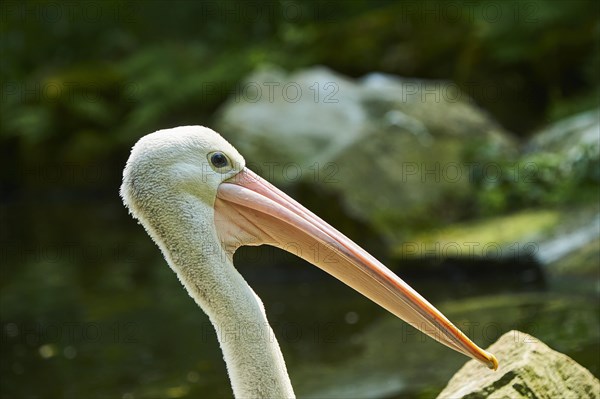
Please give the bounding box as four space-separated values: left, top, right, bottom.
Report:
214 168 498 370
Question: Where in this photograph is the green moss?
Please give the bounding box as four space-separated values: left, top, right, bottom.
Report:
396 209 561 257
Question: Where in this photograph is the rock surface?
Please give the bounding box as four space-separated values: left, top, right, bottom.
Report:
526 110 599 162
437 330 600 398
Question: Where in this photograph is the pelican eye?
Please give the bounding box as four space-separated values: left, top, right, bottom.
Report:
208 151 233 173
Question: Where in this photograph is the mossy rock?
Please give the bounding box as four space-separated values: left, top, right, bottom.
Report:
437 330 600 398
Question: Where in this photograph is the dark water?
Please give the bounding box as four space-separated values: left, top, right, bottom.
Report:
1 200 598 399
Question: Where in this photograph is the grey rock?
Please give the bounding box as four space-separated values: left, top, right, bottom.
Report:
217 66 366 168
526 110 599 160
437 330 600 399
523 109 600 191
536 213 600 266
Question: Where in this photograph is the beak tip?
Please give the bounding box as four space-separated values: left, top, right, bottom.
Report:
486 353 499 370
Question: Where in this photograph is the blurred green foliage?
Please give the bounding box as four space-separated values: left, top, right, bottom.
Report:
2 0 598 159
471 141 599 215
1 0 597 218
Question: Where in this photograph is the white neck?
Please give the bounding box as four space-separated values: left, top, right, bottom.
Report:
141 194 295 398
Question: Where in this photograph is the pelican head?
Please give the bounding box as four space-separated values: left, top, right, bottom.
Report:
121 125 244 215
121 126 497 398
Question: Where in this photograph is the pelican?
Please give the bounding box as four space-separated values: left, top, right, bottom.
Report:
120 126 497 398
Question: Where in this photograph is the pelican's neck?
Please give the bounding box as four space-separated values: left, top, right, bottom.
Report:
144 195 295 398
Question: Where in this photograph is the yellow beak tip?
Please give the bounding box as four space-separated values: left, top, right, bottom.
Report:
487 353 499 370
